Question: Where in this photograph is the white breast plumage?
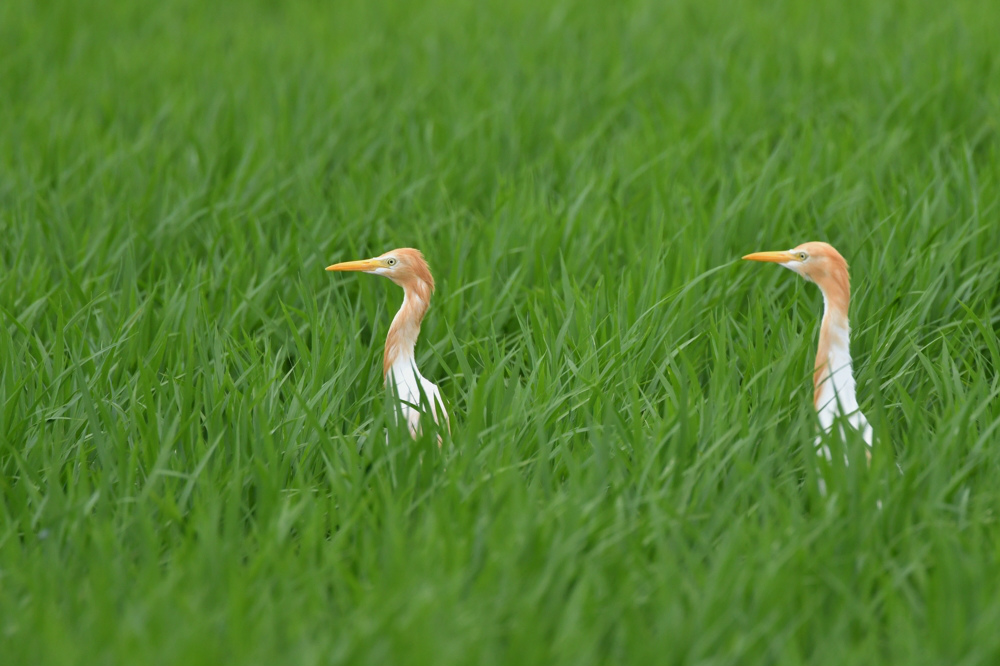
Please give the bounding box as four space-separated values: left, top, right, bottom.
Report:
814 320 873 459
387 359 448 438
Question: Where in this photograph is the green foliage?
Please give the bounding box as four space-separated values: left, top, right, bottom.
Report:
2 0 999 663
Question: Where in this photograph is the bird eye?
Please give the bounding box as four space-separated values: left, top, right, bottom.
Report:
386 258 397 266
797 252 808 261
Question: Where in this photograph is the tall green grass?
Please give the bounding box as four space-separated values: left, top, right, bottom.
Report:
2 0 999 663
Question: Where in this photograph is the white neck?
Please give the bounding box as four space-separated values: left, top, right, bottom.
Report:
815 292 860 417
388 293 418 359
383 287 429 380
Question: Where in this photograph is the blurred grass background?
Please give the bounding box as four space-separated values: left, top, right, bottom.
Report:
1 0 999 663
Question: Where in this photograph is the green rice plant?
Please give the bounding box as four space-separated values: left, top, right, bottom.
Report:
1 0 999 663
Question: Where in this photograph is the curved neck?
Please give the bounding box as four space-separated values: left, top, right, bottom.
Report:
813 279 852 407
383 280 431 379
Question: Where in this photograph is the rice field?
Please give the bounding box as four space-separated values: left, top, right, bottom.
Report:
2 0 1000 663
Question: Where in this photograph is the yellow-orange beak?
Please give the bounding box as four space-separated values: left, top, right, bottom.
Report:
742 250 794 264
326 258 381 272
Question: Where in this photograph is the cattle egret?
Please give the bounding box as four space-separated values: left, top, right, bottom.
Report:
326 248 449 440
743 242 873 462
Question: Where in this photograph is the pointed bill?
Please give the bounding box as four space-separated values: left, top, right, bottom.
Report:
326 258 381 272
742 250 795 263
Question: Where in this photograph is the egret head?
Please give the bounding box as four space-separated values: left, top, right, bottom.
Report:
743 241 847 286
326 248 435 293
742 241 850 296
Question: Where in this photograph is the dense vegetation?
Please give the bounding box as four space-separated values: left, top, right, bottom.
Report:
2 0 999 663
